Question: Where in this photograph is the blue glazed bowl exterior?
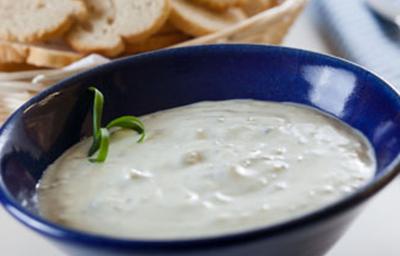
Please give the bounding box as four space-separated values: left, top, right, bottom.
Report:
0 45 399 256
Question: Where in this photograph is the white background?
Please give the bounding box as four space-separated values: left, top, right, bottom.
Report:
1 4 400 256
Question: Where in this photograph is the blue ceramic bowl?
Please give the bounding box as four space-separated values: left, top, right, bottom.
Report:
0 45 399 256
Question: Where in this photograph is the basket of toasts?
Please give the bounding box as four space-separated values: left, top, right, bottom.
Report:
0 0 307 120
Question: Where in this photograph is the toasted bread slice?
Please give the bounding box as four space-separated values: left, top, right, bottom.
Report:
0 63 39 72
124 32 190 54
27 44 83 68
157 21 181 34
66 0 170 57
192 0 245 11
0 0 87 43
0 41 28 64
0 40 83 68
242 0 277 16
170 0 246 37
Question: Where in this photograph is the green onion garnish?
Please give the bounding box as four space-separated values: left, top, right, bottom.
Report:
87 87 146 163
89 128 109 163
106 115 146 143
87 87 104 157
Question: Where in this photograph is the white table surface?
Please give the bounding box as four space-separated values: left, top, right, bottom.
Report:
1 4 400 256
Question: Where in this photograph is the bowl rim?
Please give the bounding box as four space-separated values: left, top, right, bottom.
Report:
0 44 399 251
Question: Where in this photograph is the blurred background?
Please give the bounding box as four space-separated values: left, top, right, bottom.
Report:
289 0 400 90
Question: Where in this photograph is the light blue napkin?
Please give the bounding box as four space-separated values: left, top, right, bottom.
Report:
314 0 400 89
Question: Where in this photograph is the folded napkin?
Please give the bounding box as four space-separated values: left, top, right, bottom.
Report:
314 0 400 89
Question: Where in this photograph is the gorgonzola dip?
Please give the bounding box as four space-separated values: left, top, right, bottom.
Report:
38 100 375 239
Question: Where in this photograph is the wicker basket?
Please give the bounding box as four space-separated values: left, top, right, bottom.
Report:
176 0 307 47
0 0 307 122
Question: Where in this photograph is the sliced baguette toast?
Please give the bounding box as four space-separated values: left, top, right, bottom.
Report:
0 0 87 43
170 0 247 36
66 0 170 57
0 40 83 68
124 32 190 54
0 63 39 72
242 0 277 16
192 0 245 11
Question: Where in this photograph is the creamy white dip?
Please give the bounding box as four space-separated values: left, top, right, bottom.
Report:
38 100 375 239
